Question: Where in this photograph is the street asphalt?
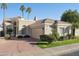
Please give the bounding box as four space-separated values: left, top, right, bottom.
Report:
61 50 79 56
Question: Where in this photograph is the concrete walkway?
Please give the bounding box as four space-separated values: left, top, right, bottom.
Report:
0 37 79 56
44 43 79 56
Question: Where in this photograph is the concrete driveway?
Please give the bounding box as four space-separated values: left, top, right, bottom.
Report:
0 37 79 56
0 37 46 56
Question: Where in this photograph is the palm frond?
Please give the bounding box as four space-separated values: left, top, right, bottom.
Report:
26 7 32 14
20 5 25 12
1 3 7 10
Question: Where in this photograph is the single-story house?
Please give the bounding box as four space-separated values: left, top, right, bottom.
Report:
3 16 79 39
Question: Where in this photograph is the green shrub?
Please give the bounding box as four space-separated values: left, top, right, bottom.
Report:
66 34 74 39
49 32 59 41
6 28 13 39
49 34 56 41
59 36 66 41
40 33 59 44
40 35 50 41
40 35 53 44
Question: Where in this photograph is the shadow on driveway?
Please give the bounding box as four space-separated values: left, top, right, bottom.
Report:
7 37 47 46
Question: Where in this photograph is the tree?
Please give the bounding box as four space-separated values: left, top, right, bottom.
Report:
26 7 32 19
1 3 7 19
61 9 79 37
51 21 59 41
1 3 7 36
20 5 25 18
34 16 37 21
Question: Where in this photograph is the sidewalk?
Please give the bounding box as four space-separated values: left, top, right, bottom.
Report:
43 43 79 56
16 43 79 56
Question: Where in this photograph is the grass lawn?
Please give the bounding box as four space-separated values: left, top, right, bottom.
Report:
38 39 79 48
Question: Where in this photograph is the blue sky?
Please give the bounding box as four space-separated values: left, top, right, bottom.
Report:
0 3 79 23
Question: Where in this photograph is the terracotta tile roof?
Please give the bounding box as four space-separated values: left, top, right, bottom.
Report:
57 21 71 25
41 18 54 23
40 18 71 24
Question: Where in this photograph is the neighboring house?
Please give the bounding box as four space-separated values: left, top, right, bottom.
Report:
2 16 79 39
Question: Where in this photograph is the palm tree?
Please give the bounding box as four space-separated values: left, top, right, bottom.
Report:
1 3 7 36
1 3 7 19
25 7 31 35
20 5 25 18
26 7 32 19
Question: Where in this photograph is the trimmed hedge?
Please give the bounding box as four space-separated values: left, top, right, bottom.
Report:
40 35 53 44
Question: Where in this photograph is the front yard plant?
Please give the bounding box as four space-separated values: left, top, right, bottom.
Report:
38 38 79 48
5 28 13 39
39 31 79 48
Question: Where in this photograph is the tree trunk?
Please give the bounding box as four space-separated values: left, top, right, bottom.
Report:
3 9 6 37
28 13 29 20
72 28 75 38
22 11 24 18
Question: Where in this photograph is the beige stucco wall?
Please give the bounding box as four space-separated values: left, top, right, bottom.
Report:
4 20 13 29
44 22 72 37
43 19 54 35
31 28 43 39
75 28 79 36
0 28 2 31
30 21 43 39
17 19 35 36
44 23 53 35
57 24 71 36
